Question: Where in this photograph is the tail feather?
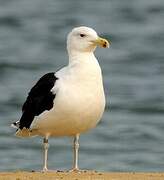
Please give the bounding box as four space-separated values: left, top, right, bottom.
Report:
15 127 31 137
11 120 37 137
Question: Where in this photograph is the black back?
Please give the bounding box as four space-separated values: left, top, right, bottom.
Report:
19 72 58 129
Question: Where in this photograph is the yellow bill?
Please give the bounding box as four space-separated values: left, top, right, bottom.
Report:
93 37 111 48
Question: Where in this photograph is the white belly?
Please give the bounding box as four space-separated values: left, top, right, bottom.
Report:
31 56 106 137
31 79 105 137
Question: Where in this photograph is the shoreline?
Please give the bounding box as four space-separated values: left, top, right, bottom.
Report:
0 171 164 180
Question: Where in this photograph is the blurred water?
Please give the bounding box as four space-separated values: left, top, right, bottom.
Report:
0 0 164 172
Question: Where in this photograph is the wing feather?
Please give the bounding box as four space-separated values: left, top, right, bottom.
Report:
15 72 58 129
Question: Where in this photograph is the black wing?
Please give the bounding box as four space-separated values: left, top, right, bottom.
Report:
19 72 58 129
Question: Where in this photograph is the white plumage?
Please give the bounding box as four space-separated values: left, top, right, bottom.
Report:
31 52 105 137
13 26 110 172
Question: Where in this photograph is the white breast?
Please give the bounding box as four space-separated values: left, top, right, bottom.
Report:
31 55 105 137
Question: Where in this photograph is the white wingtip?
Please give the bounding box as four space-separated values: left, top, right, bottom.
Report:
11 120 20 129
11 124 17 128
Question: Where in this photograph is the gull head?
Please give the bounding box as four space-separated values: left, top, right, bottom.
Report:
67 26 110 53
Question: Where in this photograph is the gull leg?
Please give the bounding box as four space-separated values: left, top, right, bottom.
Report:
71 134 80 172
42 137 49 172
69 135 92 173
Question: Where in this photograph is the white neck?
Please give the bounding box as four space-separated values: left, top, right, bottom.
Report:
68 50 96 65
65 49 102 85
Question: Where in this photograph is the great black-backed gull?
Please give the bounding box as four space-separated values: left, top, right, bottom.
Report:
11 26 110 172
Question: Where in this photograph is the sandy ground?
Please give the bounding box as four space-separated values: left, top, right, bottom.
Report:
0 171 164 180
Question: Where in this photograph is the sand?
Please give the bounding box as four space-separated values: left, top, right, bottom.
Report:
0 171 164 180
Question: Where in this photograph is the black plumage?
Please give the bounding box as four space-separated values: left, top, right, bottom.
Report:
18 72 58 129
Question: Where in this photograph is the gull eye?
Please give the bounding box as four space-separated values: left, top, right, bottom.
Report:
80 33 86 37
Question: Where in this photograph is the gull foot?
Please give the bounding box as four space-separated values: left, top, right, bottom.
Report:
41 168 57 173
68 168 89 173
68 169 98 174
